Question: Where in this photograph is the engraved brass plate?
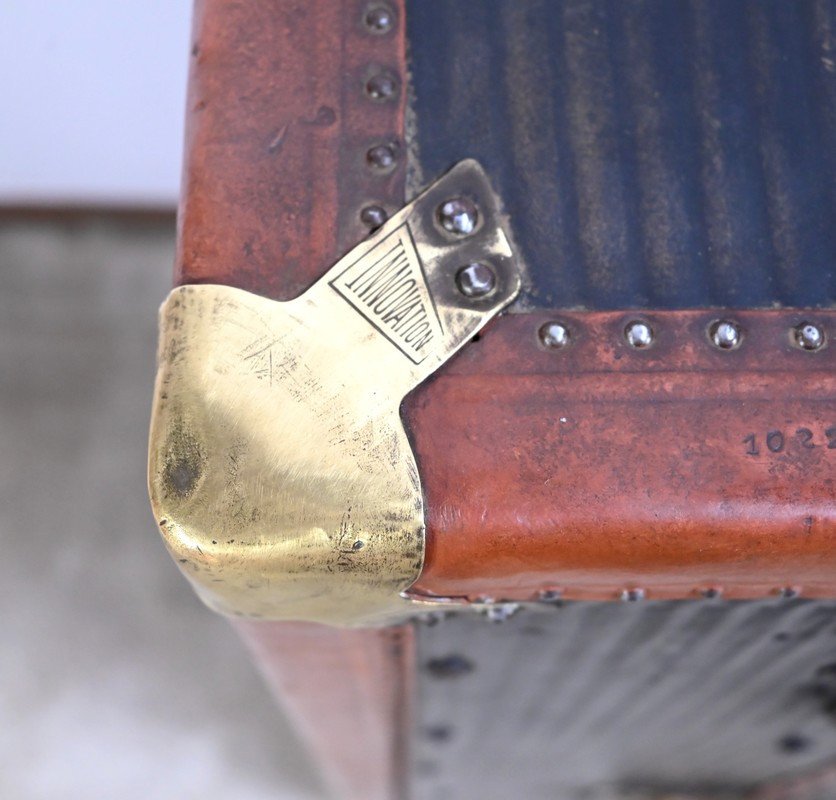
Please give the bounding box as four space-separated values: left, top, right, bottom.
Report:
148 160 520 625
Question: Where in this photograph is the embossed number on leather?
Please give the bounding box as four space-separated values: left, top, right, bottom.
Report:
743 426 836 456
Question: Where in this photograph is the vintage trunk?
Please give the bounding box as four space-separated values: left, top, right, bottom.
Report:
154 1 836 798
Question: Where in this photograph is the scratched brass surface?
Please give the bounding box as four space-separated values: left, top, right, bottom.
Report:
148 161 520 625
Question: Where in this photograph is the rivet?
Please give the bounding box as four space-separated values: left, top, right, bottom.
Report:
624 320 654 349
425 654 474 679
482 603 520 623
360 204 388 231
366 143 397 170
436 197 479 236
794 322 825 351
364 5 394 33
709 319 742 350
537 589 563 604
365 71 399 101
621 588 645 602
455 263 496 298
539 321 571 349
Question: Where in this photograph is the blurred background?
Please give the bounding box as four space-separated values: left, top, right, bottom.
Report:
0 2 325 797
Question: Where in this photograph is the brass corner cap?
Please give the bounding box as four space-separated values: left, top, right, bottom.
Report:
148 160 520 626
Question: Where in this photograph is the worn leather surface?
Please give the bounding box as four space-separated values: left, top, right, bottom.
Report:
407 309 836 602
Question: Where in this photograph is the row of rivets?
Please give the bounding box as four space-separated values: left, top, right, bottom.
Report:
359 4 398 232
539 319 827 352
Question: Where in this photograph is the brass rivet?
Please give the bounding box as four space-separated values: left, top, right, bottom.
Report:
624 320 653 349
709 319 742 350
436 197 479 236
365 72 399 101
539 321 571 349
793 322 825 351
360 205 388 231
621 588 645 602
366 143 397 170
456 263 496 298
364 5 394 33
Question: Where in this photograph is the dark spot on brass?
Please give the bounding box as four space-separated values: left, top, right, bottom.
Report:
352 540 365 551
365 72 399 101
780 587 800 599
701 587 722 599
425 654 474 679
361 205 388 231
166 459 199 496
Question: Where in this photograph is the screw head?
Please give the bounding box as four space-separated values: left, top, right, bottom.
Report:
360 205 388 231
794 322 825 351
365 72 399 101
456 263 496 298
436 197 479 236
624 320 654 349
366 143 397 170
539 321 571 349
364 5 394 33
710 319 742 350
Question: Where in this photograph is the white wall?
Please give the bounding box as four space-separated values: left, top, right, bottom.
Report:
0 1 191 207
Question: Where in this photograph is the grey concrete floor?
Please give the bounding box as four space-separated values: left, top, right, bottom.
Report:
0 214 328 799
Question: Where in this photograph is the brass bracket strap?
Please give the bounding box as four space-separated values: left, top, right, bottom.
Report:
148 161 521 626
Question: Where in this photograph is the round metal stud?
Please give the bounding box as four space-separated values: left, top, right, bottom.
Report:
793 322 825 351
709 319 742 350
482 603 520 623
624 320 654 349
365 72 399 101
364 5 394 33
360 204 388 231
455 263 496 298
366 143 397 170
436 196 479 236
621 588 645 602
539 321 571 349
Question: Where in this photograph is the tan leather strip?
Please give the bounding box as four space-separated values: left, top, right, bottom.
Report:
406 309 836 602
